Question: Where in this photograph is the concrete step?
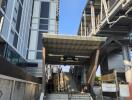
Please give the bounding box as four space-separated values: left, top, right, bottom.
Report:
69 94 92 100
46 94 68 100
46 93 93 100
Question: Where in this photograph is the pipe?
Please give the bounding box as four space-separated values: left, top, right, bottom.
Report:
101 0 117 25
125 7 132 15
109 15 126 28
122 0 132 9
102 0 132 27
109 5 132 28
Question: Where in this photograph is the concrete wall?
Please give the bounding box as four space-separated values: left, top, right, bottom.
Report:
0 78 13 100
0 57 40 83
108 52 125 72
0 74 42 100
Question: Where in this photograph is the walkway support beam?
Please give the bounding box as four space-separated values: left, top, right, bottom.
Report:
90 1 96 36
84 10 87 36
42 47 46 93
87 50 100 85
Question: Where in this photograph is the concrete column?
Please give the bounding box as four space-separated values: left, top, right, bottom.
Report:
84 10 87 36
81 21 83 36
122 46 132 100
83 66 86 84
100 0 103 21
42 47 46 93
87 50 100 85
90 1 96 35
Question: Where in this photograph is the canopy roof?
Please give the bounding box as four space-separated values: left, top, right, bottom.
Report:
43 34 106 65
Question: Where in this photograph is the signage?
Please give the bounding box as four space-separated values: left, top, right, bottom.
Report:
119 84 130 97
102 83 117 92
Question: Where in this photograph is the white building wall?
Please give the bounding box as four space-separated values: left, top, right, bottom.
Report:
108 52 125 72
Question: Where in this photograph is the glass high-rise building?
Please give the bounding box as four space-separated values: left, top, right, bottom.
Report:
28 0 59 60
0 0 59 77
27 0 59 77
0 0 33 65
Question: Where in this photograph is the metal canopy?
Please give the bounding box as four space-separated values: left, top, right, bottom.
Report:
43 34 106 65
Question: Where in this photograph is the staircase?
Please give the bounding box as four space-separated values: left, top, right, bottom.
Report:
69 94 93 100
46 93 93 100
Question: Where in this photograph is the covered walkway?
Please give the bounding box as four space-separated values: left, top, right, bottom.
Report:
42 34 106 93
42 34 106 65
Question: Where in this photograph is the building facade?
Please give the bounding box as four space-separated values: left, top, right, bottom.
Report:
0 0 33 65
26 0 59 77
0 0 59 78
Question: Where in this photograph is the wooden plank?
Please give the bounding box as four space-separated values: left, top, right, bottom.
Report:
88 49 100 84
101 72 116 81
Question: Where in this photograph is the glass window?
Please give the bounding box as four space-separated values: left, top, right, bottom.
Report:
20 0 24 4
39 30 48 34
16 3 22 33
5 0 14 19
36 52 42 59
40 2 49 18
39 24 48 30
28 51 36 60
2 17 10 39
37 33 43 50
9 30 15 45
18 39 22 52
40 19 48 24
14 7 18 13
13 17 17 24
13 33 18 48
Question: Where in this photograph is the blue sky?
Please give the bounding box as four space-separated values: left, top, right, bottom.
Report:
59 0 87 35
59 0 87 72
58 0 101 76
